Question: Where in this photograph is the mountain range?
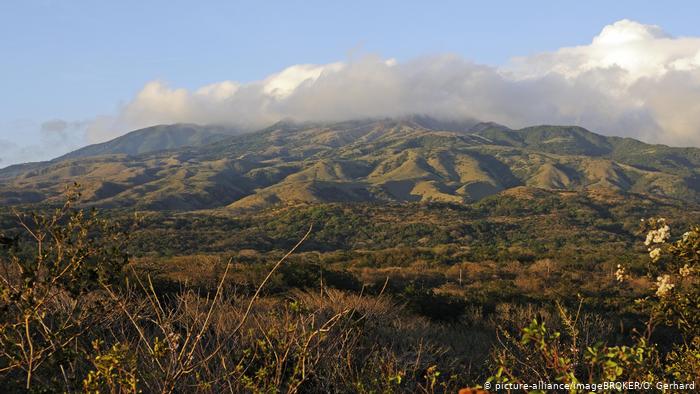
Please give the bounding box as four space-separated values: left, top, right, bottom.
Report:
1 117 699 209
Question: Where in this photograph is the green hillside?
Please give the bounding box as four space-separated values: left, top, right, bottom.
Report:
1 118 699 209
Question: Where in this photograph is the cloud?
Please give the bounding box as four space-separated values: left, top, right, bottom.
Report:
40 119 69 134
4 19 700 168
0 120 88 168
503 19 700 145
509 19 698 81
84 19 700 148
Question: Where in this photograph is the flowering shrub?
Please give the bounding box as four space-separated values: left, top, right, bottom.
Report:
489 218 700 390
637 219 700 340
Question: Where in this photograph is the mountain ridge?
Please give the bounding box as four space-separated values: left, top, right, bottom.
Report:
1 117 699 209
0 123 239 176
56 123 238 161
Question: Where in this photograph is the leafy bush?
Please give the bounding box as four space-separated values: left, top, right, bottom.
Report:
0 187 130 390
489 218 700 391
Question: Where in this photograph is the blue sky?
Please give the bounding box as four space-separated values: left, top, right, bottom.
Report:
2 1 700 166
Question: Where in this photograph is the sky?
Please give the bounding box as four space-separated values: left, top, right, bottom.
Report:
2 0 700 167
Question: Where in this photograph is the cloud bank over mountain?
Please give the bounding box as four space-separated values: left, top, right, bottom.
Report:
3 19 700 167
93 20 700 146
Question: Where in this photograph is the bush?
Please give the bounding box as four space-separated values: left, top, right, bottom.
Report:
0 187 130 390
0 192 467 392
489 218 700 390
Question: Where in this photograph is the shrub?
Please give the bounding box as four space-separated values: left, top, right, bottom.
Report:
489 218 700 390
0 187 130 391
0 192 467 392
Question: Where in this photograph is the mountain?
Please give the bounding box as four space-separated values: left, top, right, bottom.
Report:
0 124 235 180
56 124 236 160
0 118 699 209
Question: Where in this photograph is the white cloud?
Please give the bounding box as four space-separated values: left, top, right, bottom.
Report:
510 18 700 146
262 63 344 99
4 19 700 168
195 81 240 100
83 19 700 148
509 19 700 82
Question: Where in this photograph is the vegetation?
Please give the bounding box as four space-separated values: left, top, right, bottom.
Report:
1 119 699 391
0 186 698 392
488 218 700 392
3 118 700 209
56 124 234 161
0 192 485 392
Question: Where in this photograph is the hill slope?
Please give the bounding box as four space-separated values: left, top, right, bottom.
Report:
56 124 235 160
1 118 699 209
